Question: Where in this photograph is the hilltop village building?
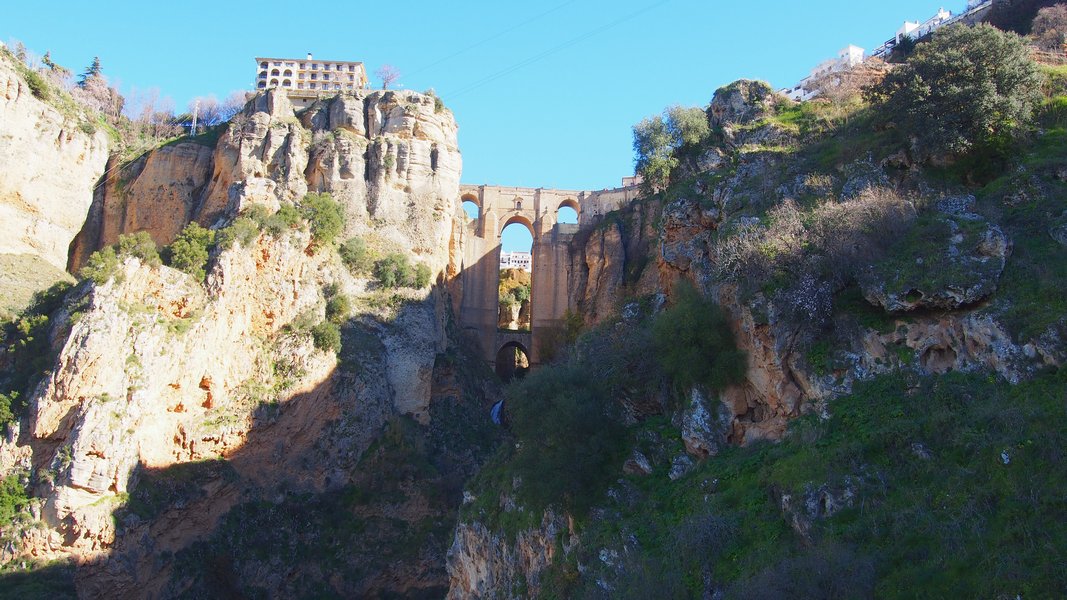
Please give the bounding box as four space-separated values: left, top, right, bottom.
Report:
255 53 368 108
781 0 994 101
499 251 532 272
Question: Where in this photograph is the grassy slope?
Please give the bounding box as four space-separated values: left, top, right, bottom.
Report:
538 369 1067 599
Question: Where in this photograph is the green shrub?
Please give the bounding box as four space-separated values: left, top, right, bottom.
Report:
166 222 215 280
374 253 413 289
651 282 746 391
339 237 374 274
215 216 261 249
311 321 341 353
265 204 302 237
301 192 344 246
507 362 628 516
0 472 29 525
413 263 432 288
866 24 1041 160
117 231 161 267
0 392 16 429
325 294 351 324
79 246 119 285
23 69 48 101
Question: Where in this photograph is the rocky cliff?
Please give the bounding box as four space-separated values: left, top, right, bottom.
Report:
70 88 461 277
0 54 109 314
0 79 494 597
444 77 1067 597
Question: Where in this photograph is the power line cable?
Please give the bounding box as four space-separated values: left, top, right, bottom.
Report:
442 0 671 100
405 0 579 79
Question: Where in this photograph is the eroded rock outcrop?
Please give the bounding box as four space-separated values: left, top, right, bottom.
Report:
70 88 461 277
447 512 572 600
0 55 109 304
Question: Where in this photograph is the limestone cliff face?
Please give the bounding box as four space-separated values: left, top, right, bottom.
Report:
0 55 108 280
71 88 461 276
446 513 572 600
0 85 468 594
567 198 661 325
3 225 454 594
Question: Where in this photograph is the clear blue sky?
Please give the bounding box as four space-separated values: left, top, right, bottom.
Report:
6 0 953 218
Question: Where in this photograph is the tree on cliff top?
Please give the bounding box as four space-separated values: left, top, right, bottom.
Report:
866 24 1041 160
376 64 400 90
77 56 101 87
633 105 710 192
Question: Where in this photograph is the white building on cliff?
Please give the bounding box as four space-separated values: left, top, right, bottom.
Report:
255 53 368 108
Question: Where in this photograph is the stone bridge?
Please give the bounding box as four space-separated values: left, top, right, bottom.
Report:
455 183 640 375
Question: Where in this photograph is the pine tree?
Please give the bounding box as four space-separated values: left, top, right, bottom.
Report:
42 51 55 70
78 56 101 88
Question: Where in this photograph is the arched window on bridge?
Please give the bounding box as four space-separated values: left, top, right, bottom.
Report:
557 199 579 225
499 217 533 333
495 342 530 382
461 194 480 221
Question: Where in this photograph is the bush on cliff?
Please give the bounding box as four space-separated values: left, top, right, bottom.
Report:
165 222 215 280
339 237 374 274
651 282 746 391
117 231 161 268
506 362 628 517
311 321 341 353
866 24 1041 161
373 253 431 289
301 192 344 246
633 105 710 192
79 246 119 285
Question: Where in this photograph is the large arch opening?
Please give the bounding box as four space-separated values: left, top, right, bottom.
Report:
495 342 530 382
499 217 533 332
461 193 480 221
557 199 579 225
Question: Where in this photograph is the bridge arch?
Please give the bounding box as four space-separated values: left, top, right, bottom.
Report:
500 214 534 240
556 198 580 226
461 192 481 220
495 340 531 382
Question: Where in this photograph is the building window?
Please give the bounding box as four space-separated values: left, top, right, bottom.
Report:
258 81 266 89
311 73 317 80
311 63 318 69
323 74 330 81
300 63 306 69
323 64 330 70
259 71 267 79
336 64 343 70
260 61 268 69
282 79 292 87
335 83 341 90
270 69 280 76
349 65 355 72
310 83 317 89
283 69 293 77
273 61 280 66
298 73 304 80
285 62 294 67
298 83 304 89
